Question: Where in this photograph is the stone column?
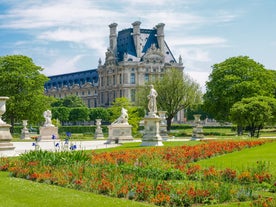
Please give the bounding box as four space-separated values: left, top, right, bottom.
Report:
0 97 14 150
156 23 165 55
132 21 141 58
109 23 118 53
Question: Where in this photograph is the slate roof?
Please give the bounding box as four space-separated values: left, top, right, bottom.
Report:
45 69 98 90
117 27 176 63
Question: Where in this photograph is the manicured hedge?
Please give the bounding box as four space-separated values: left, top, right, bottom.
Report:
58 126 108 134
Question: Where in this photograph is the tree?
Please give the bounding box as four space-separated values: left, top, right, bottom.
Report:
203 56 276 123
51 107 71 123
89 107 110 122
137 69 202 131
69 107 89 123
51 95 86 107
230 96 276 137
0 55 53 129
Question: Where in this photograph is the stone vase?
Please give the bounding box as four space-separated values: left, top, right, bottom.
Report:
21 120 30 139
94 119 104 139
191 114 204 140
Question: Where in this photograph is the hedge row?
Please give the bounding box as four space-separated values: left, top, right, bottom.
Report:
13 125 109 134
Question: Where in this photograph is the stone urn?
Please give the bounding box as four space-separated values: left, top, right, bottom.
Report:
0 97 14 150
191 114 204 140
94 119 104 139
21 120 30 139
0 97 9 125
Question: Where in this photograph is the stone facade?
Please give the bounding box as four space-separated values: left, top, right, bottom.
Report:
44 22 184 119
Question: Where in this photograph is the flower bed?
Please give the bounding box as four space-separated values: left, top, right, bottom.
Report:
1 139 275 206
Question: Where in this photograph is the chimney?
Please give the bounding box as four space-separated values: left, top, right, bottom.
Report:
132 21 141 58
156 23 165 55
109 23 118 54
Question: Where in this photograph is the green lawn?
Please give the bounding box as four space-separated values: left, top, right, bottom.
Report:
197 141 276 176
0 171 154 207
1 139 275 207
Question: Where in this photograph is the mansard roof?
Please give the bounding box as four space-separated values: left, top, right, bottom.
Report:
45 69 98 90
116 27 176 63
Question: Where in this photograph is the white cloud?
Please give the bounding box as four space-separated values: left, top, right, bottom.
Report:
187 71 210 92
43 55 85 76
178 48 211 62
169 36 227 46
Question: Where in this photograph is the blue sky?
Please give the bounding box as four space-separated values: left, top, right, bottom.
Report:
0 0 275 91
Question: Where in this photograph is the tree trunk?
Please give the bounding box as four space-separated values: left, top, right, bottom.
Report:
237 125 243 136
256 125 262 138
166 116 173 132
10 115 15 133
249 125 256 137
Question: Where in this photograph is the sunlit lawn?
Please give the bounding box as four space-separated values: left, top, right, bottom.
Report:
0 171 154 207
1 137 276 207
197 141 276 176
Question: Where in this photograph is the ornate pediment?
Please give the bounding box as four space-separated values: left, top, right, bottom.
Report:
82 82 93 88
61 85 69 91
142 44 164 63
71 84 80 90
49 87 57 92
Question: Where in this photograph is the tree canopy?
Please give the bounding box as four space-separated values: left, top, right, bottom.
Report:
203 56 276 122
0 55 53 128
230 96 276 137
51 95 86 107
137 68 202 130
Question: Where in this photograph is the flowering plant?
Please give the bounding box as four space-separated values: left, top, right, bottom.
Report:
31 136 41 142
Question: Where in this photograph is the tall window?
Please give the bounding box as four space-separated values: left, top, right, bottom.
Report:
130 73 135 84
130 89 136 102
113 75 116 85
144 73 149 83
119 74 122 84
107 76 110 86
101 92 104 104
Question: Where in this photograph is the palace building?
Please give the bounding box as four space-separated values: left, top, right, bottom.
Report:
45 21 184 113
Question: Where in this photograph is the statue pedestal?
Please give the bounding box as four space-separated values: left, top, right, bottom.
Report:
94 127 105 139
191 125 204 140
106 124 133 144
0 124 15 150
21 128 30 139
39 126 59 140
191 114 204 140
21 120 30 139
94 119 105 139
141 116 163 146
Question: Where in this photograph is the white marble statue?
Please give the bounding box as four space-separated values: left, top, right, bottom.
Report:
43 110 54 127
147 85 158 114
112 107 129 124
